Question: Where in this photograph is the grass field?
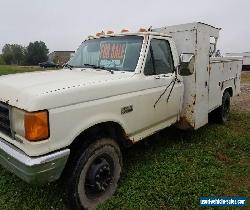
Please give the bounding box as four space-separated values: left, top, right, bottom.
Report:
241 71 250 83
0 65 249 209
0 65 54 76
99 113 250 210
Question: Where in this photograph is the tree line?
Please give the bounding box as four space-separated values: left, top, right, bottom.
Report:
0 41 49 65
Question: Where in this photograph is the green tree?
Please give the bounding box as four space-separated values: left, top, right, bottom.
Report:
25 41 49 65
2 44 14 64
0 54 6 65
2 44 26 65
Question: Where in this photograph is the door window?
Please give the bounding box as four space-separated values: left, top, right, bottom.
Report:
144 39 174 75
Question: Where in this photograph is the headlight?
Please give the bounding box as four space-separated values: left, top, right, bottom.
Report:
11 108 25 137
11 108 49 141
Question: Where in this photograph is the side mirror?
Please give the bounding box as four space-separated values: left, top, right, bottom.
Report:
179 53 195 76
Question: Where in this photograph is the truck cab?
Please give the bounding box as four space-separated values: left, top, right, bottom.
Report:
66 31 184 142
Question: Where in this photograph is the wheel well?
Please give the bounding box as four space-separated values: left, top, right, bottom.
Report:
224 87 233 97
70 122 131 152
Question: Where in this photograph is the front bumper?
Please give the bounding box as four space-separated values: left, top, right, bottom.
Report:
0 137 70 184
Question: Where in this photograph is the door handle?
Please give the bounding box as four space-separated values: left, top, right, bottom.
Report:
154 76 161 79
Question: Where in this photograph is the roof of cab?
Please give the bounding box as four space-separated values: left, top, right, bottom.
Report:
86 31 172 40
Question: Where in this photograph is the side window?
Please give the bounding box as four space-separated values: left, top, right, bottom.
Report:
144 48 154 75
144 39 174 75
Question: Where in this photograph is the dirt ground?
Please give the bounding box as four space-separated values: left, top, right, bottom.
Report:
231 71 250 112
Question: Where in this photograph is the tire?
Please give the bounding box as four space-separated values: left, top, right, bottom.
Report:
66 138 122 210
215 91 231 123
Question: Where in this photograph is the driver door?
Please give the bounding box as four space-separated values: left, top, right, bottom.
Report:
138 37 183 130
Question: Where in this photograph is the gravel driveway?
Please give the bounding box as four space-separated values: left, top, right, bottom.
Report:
231 71 250 112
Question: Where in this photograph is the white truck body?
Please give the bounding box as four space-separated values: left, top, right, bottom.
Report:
0 22 241 185
154 22 241 129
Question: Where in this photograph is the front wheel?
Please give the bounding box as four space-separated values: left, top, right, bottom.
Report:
66 138 122 210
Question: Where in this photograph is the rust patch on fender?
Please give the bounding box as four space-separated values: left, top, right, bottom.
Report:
177 116 194 130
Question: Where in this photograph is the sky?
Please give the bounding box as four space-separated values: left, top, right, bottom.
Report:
0 0 249 54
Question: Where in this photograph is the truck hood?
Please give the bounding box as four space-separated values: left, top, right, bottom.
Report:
0 69 136 111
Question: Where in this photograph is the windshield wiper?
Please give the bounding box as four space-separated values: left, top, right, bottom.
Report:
82 63 114 74
63 63 74 70
105 67 120 72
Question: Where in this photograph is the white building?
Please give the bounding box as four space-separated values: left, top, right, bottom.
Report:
225 52 250 70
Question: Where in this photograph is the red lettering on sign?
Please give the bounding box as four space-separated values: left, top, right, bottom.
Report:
100 43 111 59
100 42 126 60
110 44 126 59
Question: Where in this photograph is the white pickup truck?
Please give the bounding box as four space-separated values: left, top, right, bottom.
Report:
0 22 241 209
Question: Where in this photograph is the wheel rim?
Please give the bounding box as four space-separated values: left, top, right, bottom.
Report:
85 155 114 199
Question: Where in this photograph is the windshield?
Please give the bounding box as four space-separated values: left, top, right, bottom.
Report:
68 35 143 72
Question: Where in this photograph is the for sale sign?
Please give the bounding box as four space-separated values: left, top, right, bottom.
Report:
99 41 127 67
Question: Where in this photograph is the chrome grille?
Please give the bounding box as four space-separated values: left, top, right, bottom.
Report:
0 102 11 137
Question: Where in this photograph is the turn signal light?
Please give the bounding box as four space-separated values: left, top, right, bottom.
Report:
96 32 102 37
121 28 129 33
139 28 147 32
96 31 105 36
106 30 114 35
25 111 49 141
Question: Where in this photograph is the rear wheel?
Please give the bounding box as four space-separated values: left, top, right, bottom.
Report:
66 138 122 210
215 91 231 123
